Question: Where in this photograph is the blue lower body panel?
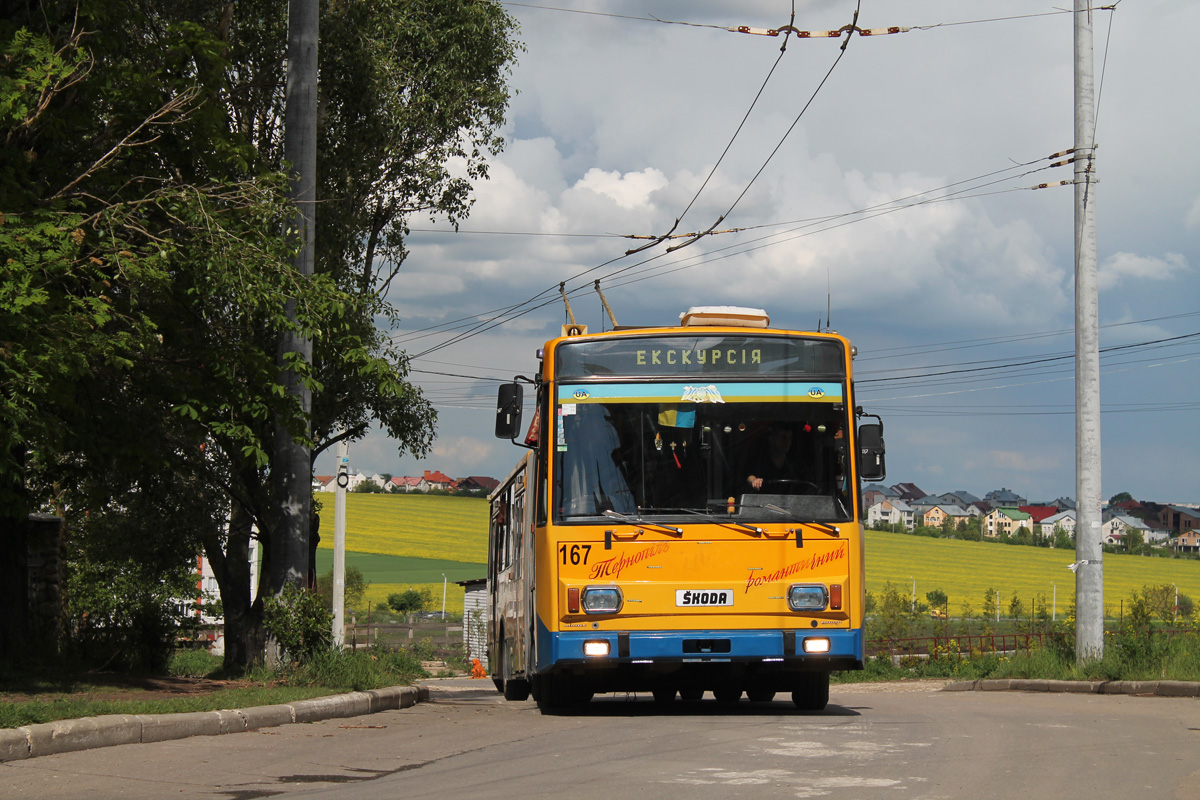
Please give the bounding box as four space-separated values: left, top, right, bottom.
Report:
536 617 862 682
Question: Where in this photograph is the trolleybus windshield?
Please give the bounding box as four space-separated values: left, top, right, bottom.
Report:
552 334 852 526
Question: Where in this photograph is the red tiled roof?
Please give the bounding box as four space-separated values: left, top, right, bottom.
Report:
1019 505 1060 523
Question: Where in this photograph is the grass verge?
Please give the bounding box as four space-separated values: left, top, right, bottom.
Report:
0 646 432 729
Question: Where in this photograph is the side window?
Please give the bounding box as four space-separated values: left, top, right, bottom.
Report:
511 490 525 578
492 496 510 572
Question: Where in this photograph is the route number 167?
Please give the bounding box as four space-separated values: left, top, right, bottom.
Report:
558 544 592 565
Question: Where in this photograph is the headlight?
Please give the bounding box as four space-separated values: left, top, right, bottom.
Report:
583 640 611 656
787 584 829 612
581 586 623 614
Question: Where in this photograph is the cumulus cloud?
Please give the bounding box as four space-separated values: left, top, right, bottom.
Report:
431 436 500 474
1098 252 1190 291
574 168 668 210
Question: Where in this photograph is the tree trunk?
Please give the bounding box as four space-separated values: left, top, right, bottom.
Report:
203 504 267 671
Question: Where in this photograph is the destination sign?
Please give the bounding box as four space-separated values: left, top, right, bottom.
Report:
554 335 845 380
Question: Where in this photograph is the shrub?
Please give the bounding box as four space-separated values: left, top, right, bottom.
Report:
263 584 333 665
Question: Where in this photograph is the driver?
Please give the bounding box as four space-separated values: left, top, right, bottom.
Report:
745 423 800 491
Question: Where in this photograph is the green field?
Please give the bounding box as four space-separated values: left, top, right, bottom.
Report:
313 495 1200 620
313 494 487 615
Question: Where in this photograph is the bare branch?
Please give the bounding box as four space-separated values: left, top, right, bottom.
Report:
51 87 201 201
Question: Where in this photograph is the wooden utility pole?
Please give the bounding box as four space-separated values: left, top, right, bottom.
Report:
272 0 319 598
1073 0 1103 661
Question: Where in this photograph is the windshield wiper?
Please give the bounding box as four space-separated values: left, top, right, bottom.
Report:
763 504 839 536
603 509 683 536
676 507 764 536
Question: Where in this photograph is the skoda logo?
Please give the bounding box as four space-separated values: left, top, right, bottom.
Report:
573 389 590 399
807 387 825 398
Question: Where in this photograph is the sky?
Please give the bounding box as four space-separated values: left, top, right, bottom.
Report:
316 1 1199 505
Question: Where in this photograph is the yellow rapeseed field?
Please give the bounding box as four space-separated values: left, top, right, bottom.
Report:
314 493 487 563
866 530 1200 617
312 494 1200 620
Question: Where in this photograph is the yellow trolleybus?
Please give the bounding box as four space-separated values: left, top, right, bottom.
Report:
489 306 885 711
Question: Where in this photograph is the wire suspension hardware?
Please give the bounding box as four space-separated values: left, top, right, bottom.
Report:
559 282 577 325
594 281 618 329
733 23 910 38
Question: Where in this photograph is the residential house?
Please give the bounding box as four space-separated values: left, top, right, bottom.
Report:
422 469 457 492
389 476 424 492
1041 509 1076 540
457 476 500 494
1111 498 1145 517
1020 505 1060 533
1159 505 1200 535
983 506 1032 538
891 483 926 502
985 487 1027 507
866 498 915 530
863 483 898 509
1171 531 1200 554
1103 512 1153 546
921 504 971 530
1144 527 1172 547
313 475 336 493
938 490 982 509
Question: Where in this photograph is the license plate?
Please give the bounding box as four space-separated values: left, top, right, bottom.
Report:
676 589 733 607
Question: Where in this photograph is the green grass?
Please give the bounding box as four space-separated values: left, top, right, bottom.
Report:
865 530 1200 615
0 648 431 729
312 551 483 615
0 686 345 728
313 551 483 584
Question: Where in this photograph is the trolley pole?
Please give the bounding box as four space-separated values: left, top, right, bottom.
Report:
1073 0 1104 662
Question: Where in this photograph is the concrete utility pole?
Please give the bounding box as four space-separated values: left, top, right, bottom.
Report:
333 439 349 647
1073 0 1104 661
271 0 319 598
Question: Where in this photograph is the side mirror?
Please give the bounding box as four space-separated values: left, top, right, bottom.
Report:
857 422 886 482
495 383 524 440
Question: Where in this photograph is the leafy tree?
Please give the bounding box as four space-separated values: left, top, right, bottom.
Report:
1109 491 1134 506
315 566 368 611
1052 525 1074 550
388 588 433 615
1 1 520 670
926 589 949 612
982 588 1000 621
263 584 333 665
959 516 983 542
871 582 915 641
1008 593 1026 620
1125 528 1145 555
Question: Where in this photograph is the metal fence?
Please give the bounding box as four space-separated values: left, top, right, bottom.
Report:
867 632 1060 660
345 619 463 653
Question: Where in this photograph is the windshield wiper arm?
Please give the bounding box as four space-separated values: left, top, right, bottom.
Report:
603 509 683 536
763 504 839 536
676 507 764 536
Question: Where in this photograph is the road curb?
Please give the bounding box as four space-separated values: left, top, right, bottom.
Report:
0 684 429 763
944 679 1200 697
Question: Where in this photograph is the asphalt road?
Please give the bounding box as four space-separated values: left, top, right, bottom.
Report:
4 679 1200 800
